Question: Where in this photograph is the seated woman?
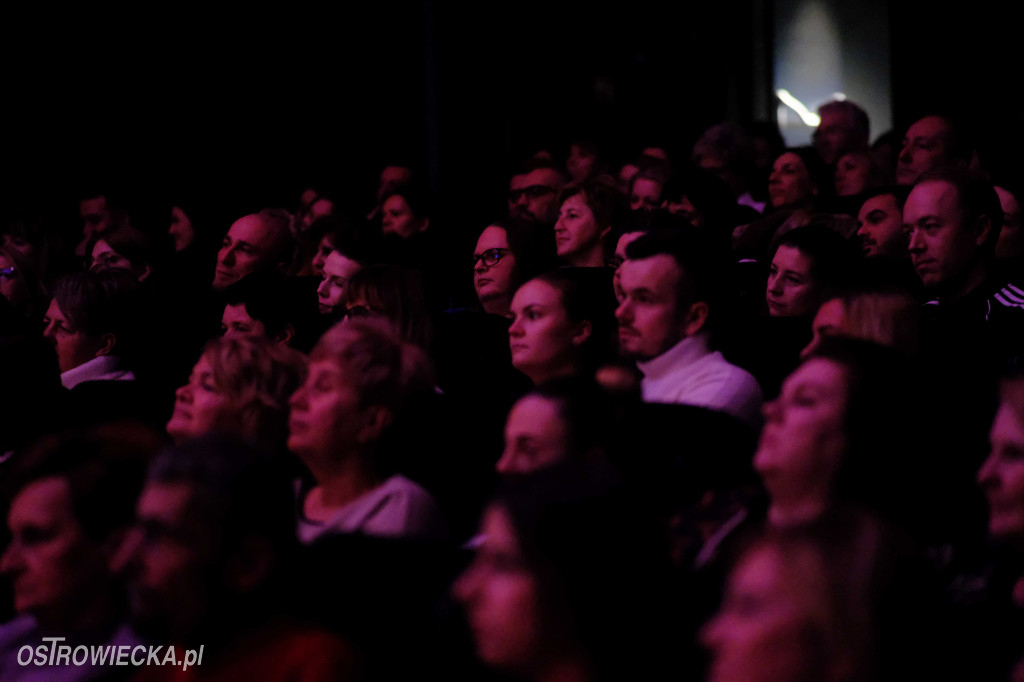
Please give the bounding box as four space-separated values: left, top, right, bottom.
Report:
88 226 155 283
975 373 1024 681
495 377 614 475
287 322 447 543
339 264 433 351
801 287 920 359
166 335 307 453
508 269 616 386
453 464 672 682
701 520 931 682
553 177 624 268
472 217 558 318
753 336 921 532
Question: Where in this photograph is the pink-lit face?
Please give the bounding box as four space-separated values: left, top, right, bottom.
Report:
214 215 280 290
701 545 826 682
897 116 953 185
287 359 366 465
169 206 195 252
566 144 598 182
978 397 1024 542
80 196 111 240
495 395 567 475
754 359 848 509
617 164 640 195
1 477 109 625
857 193 906 259
813 108 858 166
766 246 818 317
554 194 606 264
834 153 872 197
453 505 544 673
112 482 217 640
166 355 237 443
317 251 362 315
630 177 662 212
42 298 105 373
904 180 981 290
377 166 413 202
509 169 562 224
90 239 135 276
221 303 267 339
768 153 815 211
508 279 587 384
310 234 335 278
381 195 427 238
800 298 846 360
615 255 690 361
473 226 516 313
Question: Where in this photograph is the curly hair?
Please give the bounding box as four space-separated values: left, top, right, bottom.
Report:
200 335 307 449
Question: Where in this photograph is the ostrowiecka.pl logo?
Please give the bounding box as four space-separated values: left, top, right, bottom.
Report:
18 637 204 671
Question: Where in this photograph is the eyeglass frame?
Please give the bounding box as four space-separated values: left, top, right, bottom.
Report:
472 247 512 269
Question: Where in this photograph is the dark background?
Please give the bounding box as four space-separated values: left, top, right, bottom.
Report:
1 1 1020 240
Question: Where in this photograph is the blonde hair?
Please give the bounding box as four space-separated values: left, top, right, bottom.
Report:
838 289 920 358
310 321 434 413
202 335 307 448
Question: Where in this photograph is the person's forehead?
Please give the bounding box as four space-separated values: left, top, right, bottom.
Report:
507 395 563 434
476 225 509 251
382 166 411 182
859 193 899 216
907 116 950 140
906 180 961 216
522 168 561 187
511 279 560 308
621 254 680 289
227 215 274 246
772 245 813 271
137 482 198 526
324 251 361 277
223 302 254 323
80 196 107 212
10 477 75 526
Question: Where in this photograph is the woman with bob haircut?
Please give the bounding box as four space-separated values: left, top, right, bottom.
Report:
166 335 307 453
287 321 447 543
553 177 626 268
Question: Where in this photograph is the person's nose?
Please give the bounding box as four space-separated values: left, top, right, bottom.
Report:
0 542 23 577
977 451 1000 489
614 298 632 324
762 397 781 423
109 527 142 577
767 272 782 295
508 316 524 338
907 228 925 255
175 383 192 404
317 279 330 298
219 245 236 267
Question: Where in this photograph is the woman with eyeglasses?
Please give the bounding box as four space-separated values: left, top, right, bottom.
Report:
472 217 559 318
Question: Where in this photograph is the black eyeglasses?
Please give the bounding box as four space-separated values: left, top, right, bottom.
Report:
0 266 15 280
507 185 556 203
473 248 511 269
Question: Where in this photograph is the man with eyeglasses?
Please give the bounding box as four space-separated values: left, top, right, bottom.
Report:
507 161 567 224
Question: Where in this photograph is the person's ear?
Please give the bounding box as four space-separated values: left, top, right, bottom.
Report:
972 214 993 248
684 302 710 336
357 405 394 444
138 265 152 283
600 224 612 239
571 320 593 347
419 217 430 234
94 333 116 357
223 534 275 594
274 323 296 346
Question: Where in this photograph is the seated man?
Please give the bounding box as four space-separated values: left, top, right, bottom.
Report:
508 159 567 225
0 425 159 681
615 230 763 430
212 209 295 291
897 114 971 186
115 435 361 681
